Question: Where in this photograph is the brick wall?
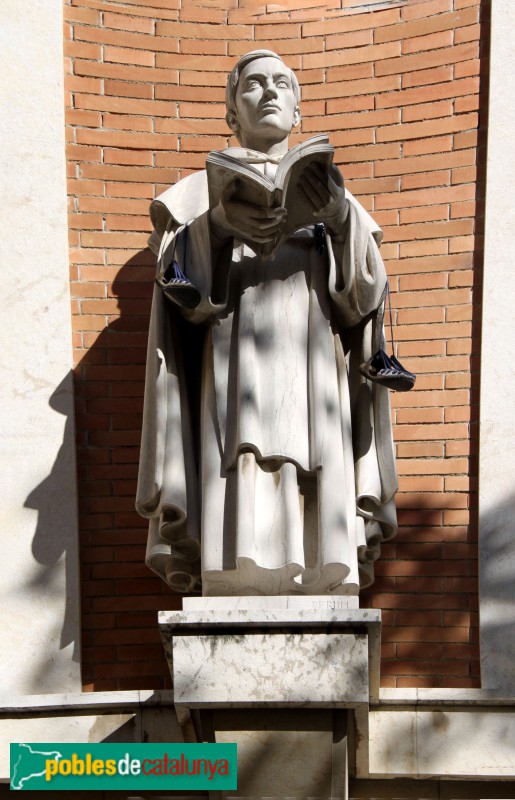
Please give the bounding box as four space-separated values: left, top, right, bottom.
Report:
64 0 486 690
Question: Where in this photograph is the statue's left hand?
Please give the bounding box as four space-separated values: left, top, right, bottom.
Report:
297 162 349 236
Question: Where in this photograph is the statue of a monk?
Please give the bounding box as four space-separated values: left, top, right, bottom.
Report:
136 50 398 597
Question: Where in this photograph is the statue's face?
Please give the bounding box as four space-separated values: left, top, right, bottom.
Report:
233 56 300 146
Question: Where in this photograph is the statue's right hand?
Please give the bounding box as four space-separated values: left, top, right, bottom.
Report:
210 179 287 245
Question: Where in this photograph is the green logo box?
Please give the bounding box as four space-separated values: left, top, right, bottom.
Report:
10 742 237 791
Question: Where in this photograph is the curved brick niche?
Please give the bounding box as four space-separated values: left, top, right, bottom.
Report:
65 0 485 691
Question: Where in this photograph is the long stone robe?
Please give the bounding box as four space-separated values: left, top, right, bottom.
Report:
136 149 397 596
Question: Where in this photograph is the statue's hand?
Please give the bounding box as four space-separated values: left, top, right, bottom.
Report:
297 162 349 236
210 178 287 245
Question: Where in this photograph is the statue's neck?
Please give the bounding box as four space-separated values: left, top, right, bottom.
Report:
237 135 289 158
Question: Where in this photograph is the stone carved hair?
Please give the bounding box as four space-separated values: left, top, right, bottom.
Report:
225 50 301 141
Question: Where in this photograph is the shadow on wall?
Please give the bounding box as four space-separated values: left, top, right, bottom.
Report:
478 488 515 690
23 371 81 693
23 248 181 692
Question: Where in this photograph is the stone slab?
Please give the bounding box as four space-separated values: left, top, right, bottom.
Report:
160 608 381 702
368 708 515 779
0 691 183 781
378 687 515 706
172 631 368 707
183 595 359 611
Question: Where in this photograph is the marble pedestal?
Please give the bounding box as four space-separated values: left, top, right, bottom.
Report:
159 600 381 799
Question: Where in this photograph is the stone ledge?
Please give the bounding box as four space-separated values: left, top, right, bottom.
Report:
377 688 515 706
0 689 174 714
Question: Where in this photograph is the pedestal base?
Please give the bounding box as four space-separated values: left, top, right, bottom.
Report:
159 604 380 798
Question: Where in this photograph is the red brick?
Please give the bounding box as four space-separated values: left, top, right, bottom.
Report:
103 11 154 34
104 46 156 67
66 109 102 128
305 108 400 133
378 77 479 110
388 218 474 242
376 43 478 78
303 41 400 70
81 164 177 183
326 63 374 83
179 5 227 23
182 38 228 56
454 59 481 79
376 183 476 210
403 67 454 93
74 24 180 53
65 5 101 24
67 144 102 162
74 58 178 85
156 84 225 101
403 30 454 55
103 79 152 100
304 74 400 102
156 20 252 40
80 231 148 249
254 21 301 38
403 100 453 124
232 38 320 59
378 6 478 44
377 113 479 144
65 75 102 95
326 29 373 50
397 340 445 357
403 134 453 157
400 205 449 224
64 40 102 60
106 182 154 198
74 92 177 117
325 96 374 115
455 23 481 45
80 0 179 15
397 458 468 475
399 240 448 259
104 149 153 167
395 422 469 440
402 0 453 21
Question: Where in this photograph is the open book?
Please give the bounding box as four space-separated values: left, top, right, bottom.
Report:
206 134 335 259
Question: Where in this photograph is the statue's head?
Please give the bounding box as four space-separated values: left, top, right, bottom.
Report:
225 50 301 147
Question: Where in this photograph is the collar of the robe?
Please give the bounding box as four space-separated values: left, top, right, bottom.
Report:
221 147 284 165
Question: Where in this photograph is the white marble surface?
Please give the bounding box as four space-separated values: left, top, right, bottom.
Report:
0 0 80 693
0 689 174 712
378 687 515 706
183 594 359 611
0 704 183 780
479 0 515 692
368 708 515 779
160 607 381 628
138 55 397 600
171 631 368 707
161 607 381 703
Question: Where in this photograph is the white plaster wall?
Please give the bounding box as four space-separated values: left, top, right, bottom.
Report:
0 0 81 692
479 0 515 692
368 707 515 779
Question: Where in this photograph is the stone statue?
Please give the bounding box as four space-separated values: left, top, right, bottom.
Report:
136 50 397 597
